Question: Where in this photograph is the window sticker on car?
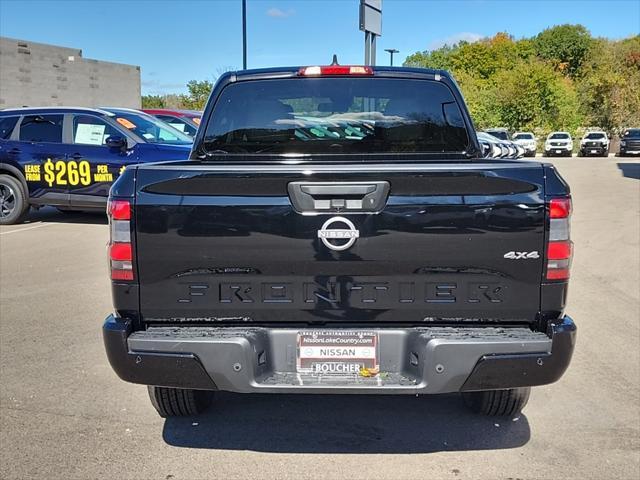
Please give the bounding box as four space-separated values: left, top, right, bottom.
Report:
75 123 106 145
116 117 136 129
169 122 186 132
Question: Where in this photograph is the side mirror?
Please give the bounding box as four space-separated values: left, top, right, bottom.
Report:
105 135 127 150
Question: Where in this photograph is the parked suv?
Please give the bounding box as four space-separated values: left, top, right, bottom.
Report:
512 132 537 157
0 107 192 224
619 128 640 156
578 131 609 157
142 109 202 137
544 132 573 157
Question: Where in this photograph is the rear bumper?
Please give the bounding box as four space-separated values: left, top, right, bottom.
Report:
103 316 576 394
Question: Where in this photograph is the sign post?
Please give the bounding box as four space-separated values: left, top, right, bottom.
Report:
242 0 247 69
359 0 382 66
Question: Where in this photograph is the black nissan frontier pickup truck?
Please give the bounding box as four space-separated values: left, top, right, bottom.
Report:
103 65 576 418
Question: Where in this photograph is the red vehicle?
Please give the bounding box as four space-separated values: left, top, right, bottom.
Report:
142 109 202 137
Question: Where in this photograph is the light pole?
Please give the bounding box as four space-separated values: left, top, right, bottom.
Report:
385 48 399 66
242 0 247 69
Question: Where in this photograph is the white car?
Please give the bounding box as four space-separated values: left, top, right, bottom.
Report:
578 131 609 157
544 132 573 157
512 132 537 157
477 131 523 158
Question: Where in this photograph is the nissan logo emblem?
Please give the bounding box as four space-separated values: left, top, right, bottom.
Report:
317 216 360 251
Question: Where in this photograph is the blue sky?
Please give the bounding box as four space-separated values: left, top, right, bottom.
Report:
1 0 638 95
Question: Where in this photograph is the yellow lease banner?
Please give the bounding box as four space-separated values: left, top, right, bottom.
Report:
29 159 118 187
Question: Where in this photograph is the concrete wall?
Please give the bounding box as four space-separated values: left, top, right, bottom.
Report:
0 37 141 109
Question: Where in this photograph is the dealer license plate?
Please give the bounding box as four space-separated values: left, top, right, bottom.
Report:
297 330 378 375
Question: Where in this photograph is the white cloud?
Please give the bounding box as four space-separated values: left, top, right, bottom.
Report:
428 32 483 50
266 7 294 18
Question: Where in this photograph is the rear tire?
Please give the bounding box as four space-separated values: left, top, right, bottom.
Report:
463 387 531 416
148 386 214 417
0 174 29 225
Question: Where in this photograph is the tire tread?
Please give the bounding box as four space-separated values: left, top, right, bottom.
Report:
0 174 29 225
147 386 213 417
463 387 531 417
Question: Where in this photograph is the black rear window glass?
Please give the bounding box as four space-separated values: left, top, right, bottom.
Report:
203 78 469 156
19 114 63 143
0 116 19 139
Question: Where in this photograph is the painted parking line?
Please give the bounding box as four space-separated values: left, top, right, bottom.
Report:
0 223 54 236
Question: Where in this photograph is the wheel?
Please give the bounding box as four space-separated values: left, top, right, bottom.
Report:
462 387 531 416
0 174 29 225
147 386 213 417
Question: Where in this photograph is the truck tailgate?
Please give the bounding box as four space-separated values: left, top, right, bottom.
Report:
134 162 546 324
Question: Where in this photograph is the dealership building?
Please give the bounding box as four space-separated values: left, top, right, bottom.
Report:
0 37 141 109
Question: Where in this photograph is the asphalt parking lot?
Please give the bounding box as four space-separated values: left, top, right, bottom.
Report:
1 157 638 480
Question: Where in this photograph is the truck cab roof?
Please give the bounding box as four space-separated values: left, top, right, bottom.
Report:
229 65 450 79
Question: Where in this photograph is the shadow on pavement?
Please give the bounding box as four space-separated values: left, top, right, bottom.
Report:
23 206 107 225
163 392 530 453
617 163 640 180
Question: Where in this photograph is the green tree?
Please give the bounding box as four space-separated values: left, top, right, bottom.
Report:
141 95 165 108
577 36 640 132
488 60 583 132
182 80 214 110
403 25 637 134
405 44 454 70
534 24 594 76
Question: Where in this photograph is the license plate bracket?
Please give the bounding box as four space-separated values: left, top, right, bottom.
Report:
297 330 378 375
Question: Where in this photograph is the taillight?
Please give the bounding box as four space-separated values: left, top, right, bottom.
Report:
107 199 134 281
546 197 573 280
298 65 374 76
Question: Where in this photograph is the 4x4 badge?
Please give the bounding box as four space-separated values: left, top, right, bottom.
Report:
318 216 360 251
503 251 540 259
